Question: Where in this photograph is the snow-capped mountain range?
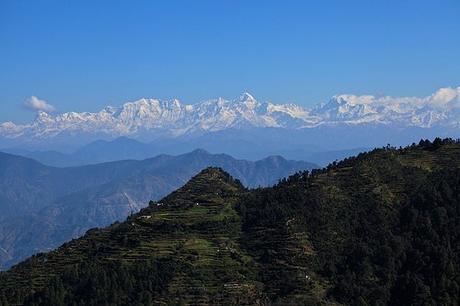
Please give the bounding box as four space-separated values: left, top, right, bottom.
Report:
1 87 459 142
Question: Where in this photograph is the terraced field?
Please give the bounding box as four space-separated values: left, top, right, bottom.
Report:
0 169 267 304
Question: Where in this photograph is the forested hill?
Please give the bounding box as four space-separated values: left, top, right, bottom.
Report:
1 138 460 305
0 149 316 270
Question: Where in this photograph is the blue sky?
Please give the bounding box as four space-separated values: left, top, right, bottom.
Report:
1 0 459 122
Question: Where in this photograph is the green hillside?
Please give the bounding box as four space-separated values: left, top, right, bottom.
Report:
1 138 460 305
0 149 316 270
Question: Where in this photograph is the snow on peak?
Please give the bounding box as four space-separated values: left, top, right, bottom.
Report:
236 92 259 110
330 94 376 106
0 122 16 129
239 92 256 102
310 86 460 126
1 86 459 141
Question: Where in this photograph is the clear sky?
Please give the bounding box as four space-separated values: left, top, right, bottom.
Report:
1 0 459 122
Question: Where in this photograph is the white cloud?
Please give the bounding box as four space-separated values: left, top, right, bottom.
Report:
24 96 56 113
426 87 460 108
331 86 460 110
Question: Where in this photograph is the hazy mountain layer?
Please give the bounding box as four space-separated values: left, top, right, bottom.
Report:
0 150 316 270
4 136 368 167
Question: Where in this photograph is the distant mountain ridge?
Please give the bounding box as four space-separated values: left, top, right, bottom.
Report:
0 150 316 270
4 136 367 167
1 87 459 148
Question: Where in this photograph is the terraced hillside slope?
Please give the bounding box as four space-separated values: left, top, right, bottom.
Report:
1 138 460 305
0 149 316 270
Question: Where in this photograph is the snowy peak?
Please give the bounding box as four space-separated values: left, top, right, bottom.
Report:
239 92 256 102
237 92 259 108
311 86 460 126
36 111 53 122
1 86 460 142
312 95 378 121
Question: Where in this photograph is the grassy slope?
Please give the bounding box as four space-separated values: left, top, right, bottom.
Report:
1 168 265 305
